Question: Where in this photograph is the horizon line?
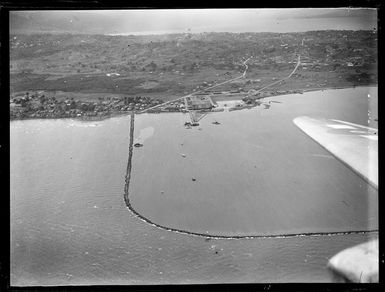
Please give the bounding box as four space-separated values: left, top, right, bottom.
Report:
10 28 377 36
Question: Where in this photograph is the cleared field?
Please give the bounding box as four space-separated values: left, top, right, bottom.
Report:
10 32 377 106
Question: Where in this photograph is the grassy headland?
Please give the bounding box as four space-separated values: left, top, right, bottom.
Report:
10 30 377 120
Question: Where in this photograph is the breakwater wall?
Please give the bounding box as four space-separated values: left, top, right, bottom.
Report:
124 112 135 207
122 112 378 239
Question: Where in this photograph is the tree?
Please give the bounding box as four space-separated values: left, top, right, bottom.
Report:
40 95 46 104
70 100 76 109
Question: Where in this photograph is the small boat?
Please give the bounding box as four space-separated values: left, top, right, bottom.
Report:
181 153 186 158
134 143 143 147
192 177 196 181
212 120 221 125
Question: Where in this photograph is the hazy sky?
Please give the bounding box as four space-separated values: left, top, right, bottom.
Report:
109 8 377 33
11 8 377 34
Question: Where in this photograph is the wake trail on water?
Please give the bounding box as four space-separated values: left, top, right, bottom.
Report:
123 112 378 239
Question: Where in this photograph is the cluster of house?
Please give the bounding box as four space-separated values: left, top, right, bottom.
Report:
161 100 186 112
147 95 216 113
10 93 164 120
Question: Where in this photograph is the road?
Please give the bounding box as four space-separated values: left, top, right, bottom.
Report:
141 37 304 114
139 57 252 114
247 55 301 97
246 38 304 98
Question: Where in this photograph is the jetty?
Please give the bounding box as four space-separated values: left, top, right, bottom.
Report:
124 111 135 206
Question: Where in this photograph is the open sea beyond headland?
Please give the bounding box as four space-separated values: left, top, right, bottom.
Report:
10 86 378 285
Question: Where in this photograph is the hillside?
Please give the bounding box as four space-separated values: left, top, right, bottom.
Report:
9 30 377 120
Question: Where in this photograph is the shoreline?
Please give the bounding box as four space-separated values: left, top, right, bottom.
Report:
297 83 377 94
10 84 377 122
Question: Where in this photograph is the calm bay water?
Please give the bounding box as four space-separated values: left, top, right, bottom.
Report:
10 86 378 285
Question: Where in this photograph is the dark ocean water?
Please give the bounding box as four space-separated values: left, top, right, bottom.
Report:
10 86 378 285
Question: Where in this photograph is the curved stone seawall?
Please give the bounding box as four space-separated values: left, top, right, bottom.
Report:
123 112 135 207
123 112 378 239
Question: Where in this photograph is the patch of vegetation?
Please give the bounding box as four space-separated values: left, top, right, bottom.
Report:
10 30 377 103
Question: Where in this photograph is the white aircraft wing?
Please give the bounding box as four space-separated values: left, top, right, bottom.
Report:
293 116 378 283
328 239 378 283
293 116 378 189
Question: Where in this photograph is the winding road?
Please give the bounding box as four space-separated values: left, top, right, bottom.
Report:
141 38 306 114
246 55 301 98
139 57 252 114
